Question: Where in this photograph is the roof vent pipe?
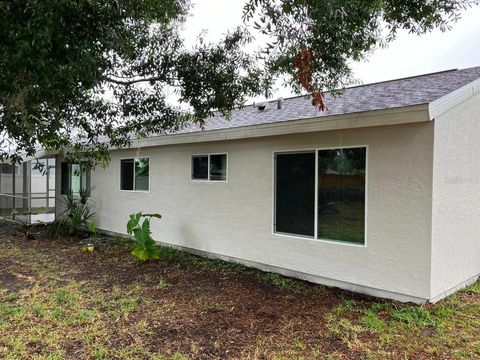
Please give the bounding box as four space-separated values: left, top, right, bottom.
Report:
277 97 283 109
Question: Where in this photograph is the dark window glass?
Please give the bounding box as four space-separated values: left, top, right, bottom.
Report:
120 159 134 190
135 157 149 191
317 147 366 244
209 154 227 181
275 152 315 237
192 156 208 180
61 162 69 195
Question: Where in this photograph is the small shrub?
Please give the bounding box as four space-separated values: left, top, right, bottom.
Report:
53 187 95 236
127 212 162 261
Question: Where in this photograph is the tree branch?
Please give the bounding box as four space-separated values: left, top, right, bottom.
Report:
104 75 177 85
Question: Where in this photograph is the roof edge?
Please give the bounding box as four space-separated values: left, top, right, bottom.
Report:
32 104 429 159
129 104 430 149
429 77 480 120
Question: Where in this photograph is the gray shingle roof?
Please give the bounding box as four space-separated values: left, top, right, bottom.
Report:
179 66 480 134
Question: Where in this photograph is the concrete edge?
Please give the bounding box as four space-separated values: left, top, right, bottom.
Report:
99 228 428 304
430 273 480 304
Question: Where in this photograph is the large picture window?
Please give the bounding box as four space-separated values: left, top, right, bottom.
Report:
61 162 91 196
191 154 227 181
120 157 149 191
274 147 366 245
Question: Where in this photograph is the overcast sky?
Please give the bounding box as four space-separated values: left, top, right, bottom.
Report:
182 1 480 100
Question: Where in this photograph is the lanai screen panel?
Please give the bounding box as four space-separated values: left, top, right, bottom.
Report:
0 162 30 221
0 158 55 224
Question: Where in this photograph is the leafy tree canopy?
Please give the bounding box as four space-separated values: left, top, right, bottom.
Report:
0 0 475 165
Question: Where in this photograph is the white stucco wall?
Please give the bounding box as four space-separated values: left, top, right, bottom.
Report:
431 93 480 300
83 121 435 301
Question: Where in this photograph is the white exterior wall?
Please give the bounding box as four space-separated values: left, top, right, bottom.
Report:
431 93 480 300
87 122 435 302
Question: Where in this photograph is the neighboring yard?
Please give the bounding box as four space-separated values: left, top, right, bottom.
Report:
0 222 479 359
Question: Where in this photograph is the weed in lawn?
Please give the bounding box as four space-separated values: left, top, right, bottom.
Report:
463 281 480 294
292 337 307 350
260 272 300 291
2 293 18 302
157 246 185 262
154 279 170 290
118 295 140 317
332 299 357 315
182 251 246 275
361 310 385 333
54 288 74 304
379 332 395 344
32 302 46 317
0 303 24 320
389 305 435 328
92 345 109 359
45 353 65 360
151 353 189 360
326 314 364 342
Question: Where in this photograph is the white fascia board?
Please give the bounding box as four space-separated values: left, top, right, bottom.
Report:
23 150 56 162
429 77 480 120
33 104 429 157
130 104 429 149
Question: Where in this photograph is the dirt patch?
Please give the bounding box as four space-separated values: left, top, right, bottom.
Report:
0 228 479 359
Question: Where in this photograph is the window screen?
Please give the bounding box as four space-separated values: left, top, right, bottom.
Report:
317 148 366 244
70 163 81 196
209 154 227 181
135 158 149 191
275 152 315 237
192 156 208 180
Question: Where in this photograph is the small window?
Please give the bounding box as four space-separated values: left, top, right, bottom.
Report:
61 162 91 196
191 154 227 181
120 157 149 191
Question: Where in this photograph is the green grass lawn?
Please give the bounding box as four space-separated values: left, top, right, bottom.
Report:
0 224 479 359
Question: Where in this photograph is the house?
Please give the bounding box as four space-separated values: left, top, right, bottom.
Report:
2 66 479 303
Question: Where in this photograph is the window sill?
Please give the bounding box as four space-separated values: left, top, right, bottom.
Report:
273 231 367 247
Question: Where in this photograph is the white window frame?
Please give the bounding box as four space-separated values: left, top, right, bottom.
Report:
272 145 368 247
119 156 150 193
191 153 228 183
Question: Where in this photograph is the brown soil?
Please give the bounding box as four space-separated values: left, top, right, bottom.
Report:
0 223 478 359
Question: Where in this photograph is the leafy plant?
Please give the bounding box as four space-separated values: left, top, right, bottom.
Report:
127 212 162 261
53 187 96 236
